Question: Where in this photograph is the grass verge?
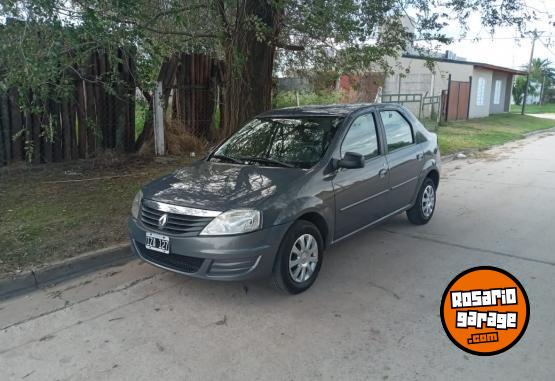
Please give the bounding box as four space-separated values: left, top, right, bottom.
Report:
437 113 554 155
0 155 192 275
510 103 555 114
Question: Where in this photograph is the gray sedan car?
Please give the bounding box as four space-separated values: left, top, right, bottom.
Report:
129 103 440 293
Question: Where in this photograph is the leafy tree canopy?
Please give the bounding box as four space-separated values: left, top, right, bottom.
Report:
0 0 539 135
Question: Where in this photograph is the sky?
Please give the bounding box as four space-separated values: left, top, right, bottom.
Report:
436 0 555 69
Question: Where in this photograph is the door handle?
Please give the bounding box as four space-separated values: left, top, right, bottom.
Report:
416 153 424 161
379 168 388 178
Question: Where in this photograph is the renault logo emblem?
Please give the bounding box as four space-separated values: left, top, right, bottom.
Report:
158 214 168 228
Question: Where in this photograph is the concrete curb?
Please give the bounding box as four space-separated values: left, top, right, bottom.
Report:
0 243 133 300
523 126 555 137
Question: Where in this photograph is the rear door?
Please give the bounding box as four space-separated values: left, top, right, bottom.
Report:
332 112 390 239
378 109 424 211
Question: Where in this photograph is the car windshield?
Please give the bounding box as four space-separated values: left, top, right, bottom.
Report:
211 117 343 168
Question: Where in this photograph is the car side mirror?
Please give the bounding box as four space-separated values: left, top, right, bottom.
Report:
336 152 365 169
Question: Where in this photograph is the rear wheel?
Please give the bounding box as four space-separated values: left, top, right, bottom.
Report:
407 178 436 225
272 220 323 294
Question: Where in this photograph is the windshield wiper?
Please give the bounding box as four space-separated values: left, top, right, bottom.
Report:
210 154 243 164
239 157 295 168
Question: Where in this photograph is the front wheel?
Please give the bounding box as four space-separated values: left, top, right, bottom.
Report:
407 178 437 225
272 220 324 294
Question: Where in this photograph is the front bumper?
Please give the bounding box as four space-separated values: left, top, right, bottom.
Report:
128 217 291 281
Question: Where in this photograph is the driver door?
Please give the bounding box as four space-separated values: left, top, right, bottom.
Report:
332 112 390 239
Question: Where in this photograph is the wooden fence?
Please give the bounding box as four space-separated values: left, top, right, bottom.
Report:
0 49 136 167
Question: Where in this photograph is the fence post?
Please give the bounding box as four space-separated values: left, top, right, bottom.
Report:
153 81 165 156
374 87 382 103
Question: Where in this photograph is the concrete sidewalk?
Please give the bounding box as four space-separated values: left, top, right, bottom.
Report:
527 112 555 120
1 131 555 381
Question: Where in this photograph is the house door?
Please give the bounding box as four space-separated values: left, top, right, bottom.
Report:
446 80 471 121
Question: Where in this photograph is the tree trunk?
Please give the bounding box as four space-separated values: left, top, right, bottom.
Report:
220 0 277 138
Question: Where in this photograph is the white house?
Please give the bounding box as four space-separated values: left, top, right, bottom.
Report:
384 54 527 120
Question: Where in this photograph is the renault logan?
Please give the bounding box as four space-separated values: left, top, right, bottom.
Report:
129 104 440 294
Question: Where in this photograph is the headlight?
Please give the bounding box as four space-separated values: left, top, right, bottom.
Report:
131 190 143 219
200 209 261 236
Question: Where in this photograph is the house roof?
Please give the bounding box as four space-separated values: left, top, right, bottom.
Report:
402 54 527 76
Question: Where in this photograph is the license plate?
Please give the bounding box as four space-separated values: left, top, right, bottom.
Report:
145 232 170 254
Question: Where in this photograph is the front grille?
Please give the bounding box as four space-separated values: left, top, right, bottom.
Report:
136 242 204 273
140 202 213 236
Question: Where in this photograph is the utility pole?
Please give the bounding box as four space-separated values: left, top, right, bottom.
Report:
540 75 546 105
521 31 537 115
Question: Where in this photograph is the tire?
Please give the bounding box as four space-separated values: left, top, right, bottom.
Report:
272 220 324 294
407 177 437 225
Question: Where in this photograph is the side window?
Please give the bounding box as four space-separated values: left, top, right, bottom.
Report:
380 110 414 151
341 113 379 159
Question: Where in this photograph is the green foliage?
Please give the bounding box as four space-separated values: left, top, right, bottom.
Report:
134 97 148 139
0 0 539 159
273 91 342 109
512 76 538 106
310 71 340 92
1 0 537 93
528 58 555 83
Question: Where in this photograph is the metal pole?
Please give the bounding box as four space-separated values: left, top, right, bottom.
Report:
522 31 536 115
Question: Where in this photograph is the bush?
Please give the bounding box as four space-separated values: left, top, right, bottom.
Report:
273 91 342 109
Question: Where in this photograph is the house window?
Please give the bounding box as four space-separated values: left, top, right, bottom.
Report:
493 80 502 105
476 77 486 106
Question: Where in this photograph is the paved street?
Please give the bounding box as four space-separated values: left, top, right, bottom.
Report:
1 131 555 381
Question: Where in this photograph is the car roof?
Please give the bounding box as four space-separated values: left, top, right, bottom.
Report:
257 103 387 118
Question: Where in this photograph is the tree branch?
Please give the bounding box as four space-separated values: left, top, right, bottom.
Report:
274 42 305 51
124 19 217 38
147 5 206 24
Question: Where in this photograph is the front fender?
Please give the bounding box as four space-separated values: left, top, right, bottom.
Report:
263 192 335 247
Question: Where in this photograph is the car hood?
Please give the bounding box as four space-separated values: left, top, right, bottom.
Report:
142 160 307 211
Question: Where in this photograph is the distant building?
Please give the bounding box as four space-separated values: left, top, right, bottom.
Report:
384 54 527 120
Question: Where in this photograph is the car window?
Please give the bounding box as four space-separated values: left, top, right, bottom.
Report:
380 110 414 151
341 113 379 159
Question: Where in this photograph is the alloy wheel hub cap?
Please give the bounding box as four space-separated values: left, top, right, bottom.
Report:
422 185 436 218
289 233 318 283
